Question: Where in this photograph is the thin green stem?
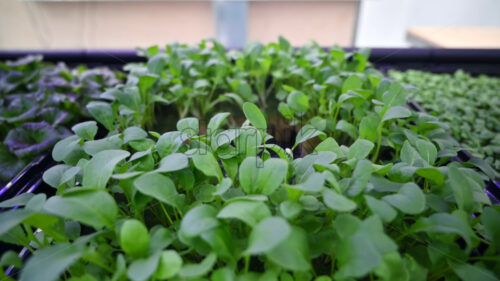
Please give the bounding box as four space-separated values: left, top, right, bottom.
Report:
160 203 173 225
243 255 250 273
372 125 383 162
332 105 341 125
23 224 43 249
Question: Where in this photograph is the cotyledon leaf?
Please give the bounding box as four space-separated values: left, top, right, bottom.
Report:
82 149 130 188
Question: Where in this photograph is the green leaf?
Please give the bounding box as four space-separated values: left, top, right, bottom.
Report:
382 183 426 215
381 106 411 122
342 75 362 93
280 201 303 220
336 120 357 140
288 172 326 193
382 82 406 107
412 211 474 246
212 129 241 151
194 78 210 89
0 209 34 236
123 126 148 143
52 135 86 165
178 252 217 279
177 118 199 137
310 116 327 131
335 216 397 279
415 167 444 186
482 207 500 250
0 250 22 268
314 137 344 157
147 54 166 75
348 138 375 160
207 112 230 136
86 101 115 131
287 91 309 113
149 226 174 252
44 189 118 229
111 255 126 281
213 177 232 196
83 135 123 156
243 102 267 131
338 90 365 104
217 200 271 227
239 157 288 195
120 219 150 258
155 250 183 279
43 164 80 188
134 173 183 208
279 35 291 51
364 195 397 223
325 75 342 88
359 113 380 142
235 127 262 157
191 149 223 181
347 159 373 197
156 153 189 173
322 188 356 212
246 217 291 254
449 261 498 281
82 149 130 188
467 157 498 180
71 121 98 141
138 74 158 94
260 144 289 160
447 166 475 212
180 205 219 238
278 102 294 119
266 227 311 271
374 252 409 281
294 124 326 149
127 252 160 281
400 141 427 167
156 131 185 157
211 267 235 281
404 256 428 281
20 243 85 281
0 193 34 208
415 139 437 165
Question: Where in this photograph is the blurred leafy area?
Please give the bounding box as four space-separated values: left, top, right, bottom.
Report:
100 38 457 159
0 55 121 182
390 70 500 175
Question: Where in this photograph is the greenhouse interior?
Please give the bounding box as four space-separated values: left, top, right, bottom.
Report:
1 0 500 280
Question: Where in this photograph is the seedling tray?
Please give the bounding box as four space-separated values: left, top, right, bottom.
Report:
0 153 55 203
407 98 500 203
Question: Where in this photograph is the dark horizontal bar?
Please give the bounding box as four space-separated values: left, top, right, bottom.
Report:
1 48 500 63
1 48 500 74
364 48 500 63
0 49 144 67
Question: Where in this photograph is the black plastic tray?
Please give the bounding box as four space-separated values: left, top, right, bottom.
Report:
0 153 56 203
1 48 500 75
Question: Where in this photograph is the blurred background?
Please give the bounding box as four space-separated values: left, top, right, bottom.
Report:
1 0 500 50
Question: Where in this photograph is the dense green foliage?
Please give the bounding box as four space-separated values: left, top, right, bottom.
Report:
0 39 499 281
390 70 500 174
0 56 121 182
